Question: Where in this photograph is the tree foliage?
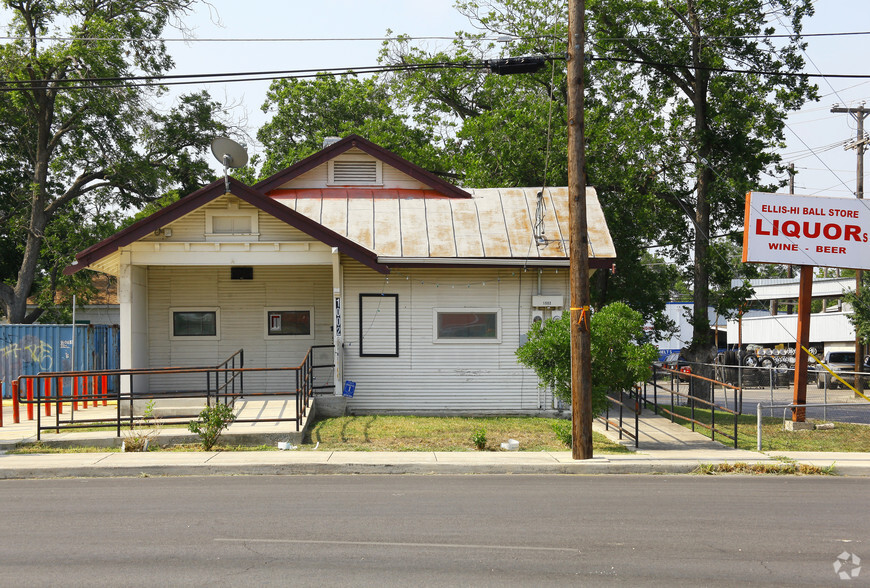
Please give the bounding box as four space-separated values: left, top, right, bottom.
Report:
517 302 658 415
0 0 227 323
255 74 447 179
588 0 817 359
845 273 870 348
380 0 817 357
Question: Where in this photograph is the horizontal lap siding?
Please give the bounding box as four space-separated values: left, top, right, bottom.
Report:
147 265 332 394
340 261 569 412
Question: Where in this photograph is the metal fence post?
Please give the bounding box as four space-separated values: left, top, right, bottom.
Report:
756 403 762 451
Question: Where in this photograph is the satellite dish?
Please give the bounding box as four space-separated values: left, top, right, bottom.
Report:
211 137 248 194
211 137 248 169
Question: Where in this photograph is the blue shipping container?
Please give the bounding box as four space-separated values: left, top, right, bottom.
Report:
0 324 119 397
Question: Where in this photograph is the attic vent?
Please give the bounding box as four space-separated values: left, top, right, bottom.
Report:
328 159 382 186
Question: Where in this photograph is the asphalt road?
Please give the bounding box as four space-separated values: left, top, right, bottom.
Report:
0 475 866 586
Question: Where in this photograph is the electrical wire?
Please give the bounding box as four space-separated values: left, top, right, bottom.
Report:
5 51 870 94
3 30 869 43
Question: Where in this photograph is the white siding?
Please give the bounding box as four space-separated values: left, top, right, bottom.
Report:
340 260 569 412
137 195 312 244
146 265 333 393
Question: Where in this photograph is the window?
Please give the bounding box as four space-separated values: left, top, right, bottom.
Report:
171 309 219 339
231 267 254 280
359 294 398 357
212 215 251 233
265 309 313 337
205 206 259 241
434 309 500 343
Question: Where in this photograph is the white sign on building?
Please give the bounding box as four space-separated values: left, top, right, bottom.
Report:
742 192 870 270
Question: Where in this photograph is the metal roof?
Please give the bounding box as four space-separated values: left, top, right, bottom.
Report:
271 186 615 267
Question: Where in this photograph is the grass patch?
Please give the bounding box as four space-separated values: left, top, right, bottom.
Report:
8 441 283 454
9 442 120 454
658 404 870 452
692 462 837 476
35 421 188 433
304 415 630 453
8 416 630 454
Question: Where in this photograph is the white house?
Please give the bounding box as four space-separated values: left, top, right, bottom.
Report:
65 135 616 414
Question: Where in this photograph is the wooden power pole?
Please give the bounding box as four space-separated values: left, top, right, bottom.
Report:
831 104 868 384
567 0 593 459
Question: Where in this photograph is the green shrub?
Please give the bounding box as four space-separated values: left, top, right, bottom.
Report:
188 403 236 450
471 427 487 450
516 302 659 415
551 420 572 447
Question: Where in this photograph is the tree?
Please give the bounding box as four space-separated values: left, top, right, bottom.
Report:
255 74 447 180
0 1 227 323
517 302 659 414
845 273 870 350
588 0 817 373
380 0 679 337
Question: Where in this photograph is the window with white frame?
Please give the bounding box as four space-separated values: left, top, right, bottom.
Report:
205 204 259 241
433 308 501 343
171 308 220 340
264 308 314 339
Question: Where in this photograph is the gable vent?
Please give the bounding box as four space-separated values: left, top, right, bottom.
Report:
329 160 381 185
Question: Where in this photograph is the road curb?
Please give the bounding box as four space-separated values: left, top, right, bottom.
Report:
0 461 755 479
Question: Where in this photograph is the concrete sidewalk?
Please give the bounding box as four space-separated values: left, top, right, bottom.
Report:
1 400 869 478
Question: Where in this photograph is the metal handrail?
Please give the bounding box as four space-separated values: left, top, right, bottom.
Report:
598 387 640 447
645 366 741 448
15 346 333 441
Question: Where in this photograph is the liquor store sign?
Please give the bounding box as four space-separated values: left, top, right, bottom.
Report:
742 192 870 270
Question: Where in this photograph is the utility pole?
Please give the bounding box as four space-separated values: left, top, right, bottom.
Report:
567 0 593 459
831 104 868 385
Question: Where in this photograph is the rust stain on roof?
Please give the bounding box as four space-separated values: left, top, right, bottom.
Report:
271 186 614 262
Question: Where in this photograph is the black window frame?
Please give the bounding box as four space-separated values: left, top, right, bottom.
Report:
359 293 399 357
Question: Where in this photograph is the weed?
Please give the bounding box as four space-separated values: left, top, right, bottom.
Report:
692 462 837 475
471 427 487 450
123 399 161 452
551 420 572 447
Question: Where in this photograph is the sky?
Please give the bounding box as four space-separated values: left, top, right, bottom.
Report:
165 1 869 200
168 0 471 159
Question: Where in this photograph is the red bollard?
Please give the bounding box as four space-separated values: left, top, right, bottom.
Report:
26 379 33 421
57 379 64 415
12 381 20 424
102 375 108 406
45 379 52 417
91 376 98 408
72 377 78 411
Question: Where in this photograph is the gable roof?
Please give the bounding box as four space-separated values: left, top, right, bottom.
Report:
254 134 471 199
64 176 388 275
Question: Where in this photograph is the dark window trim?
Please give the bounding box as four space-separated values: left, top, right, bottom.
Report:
359 293 399 357
172 310 218 338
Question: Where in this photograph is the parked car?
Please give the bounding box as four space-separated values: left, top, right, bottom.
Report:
813 351 868 389
658 352 693 379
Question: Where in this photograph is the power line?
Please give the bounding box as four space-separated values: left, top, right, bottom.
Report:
6 52 870 94
593 55 870 80
0 61 492 92
3 29 870 43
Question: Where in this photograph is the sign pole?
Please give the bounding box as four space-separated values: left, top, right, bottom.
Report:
792 265 813 422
